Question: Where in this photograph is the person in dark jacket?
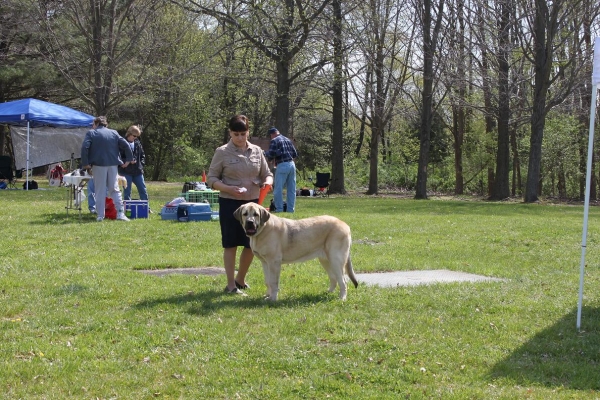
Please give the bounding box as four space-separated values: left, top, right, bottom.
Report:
118 125 150 208
81 116 133 222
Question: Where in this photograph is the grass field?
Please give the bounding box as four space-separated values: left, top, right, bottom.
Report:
2 180 600 399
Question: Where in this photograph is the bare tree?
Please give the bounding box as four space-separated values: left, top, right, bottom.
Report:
445 0 469 195
329 0 346 194
519 0 587 202
170 0 332 137
34 0 166 115
346 0 414 195
415 0 445 199
490 0 512 200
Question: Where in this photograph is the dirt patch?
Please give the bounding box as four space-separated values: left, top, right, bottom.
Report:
139 267 224 277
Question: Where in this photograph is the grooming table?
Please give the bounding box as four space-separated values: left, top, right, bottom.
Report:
63 172 126 219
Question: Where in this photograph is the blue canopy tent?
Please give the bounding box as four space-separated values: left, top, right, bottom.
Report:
0 98 94 188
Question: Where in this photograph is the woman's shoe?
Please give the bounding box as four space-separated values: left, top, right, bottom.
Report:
235 281 249 290
224 286 247 296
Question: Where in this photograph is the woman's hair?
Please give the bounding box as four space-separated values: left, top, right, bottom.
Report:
126 125 141 137
228 115 249 132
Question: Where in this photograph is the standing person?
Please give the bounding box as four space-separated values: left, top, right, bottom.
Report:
207 115 273 295
87 178 108 214
87 177 96 213
118 125 150 210
264 127 298 213
81 116 133 222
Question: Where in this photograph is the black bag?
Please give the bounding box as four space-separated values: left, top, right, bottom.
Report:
269 199 287 212
182 181 198 193
23 180 38 190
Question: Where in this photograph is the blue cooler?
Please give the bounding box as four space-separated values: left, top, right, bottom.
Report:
124 200 149 219
177 202 212 222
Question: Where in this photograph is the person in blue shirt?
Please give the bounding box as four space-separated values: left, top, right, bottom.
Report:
264 127 298 213
81 116 133 222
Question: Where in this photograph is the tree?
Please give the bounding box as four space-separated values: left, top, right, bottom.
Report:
329 0 345 194
445 0 469 195
490 0 512 200
0 0 68 154
520 0 587 202
415 0 445 199
34 0 166 115
171 0 332 137
345 0 414 195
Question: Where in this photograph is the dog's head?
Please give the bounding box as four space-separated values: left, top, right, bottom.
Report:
233 202 271 236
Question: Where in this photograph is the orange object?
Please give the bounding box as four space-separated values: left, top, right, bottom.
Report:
202 170 207 182
258 184 271 206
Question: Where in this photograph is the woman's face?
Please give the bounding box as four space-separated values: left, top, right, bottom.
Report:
230 130 249 147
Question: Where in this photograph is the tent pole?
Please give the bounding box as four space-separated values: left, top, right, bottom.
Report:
26 121 30 190
578 84 598 331
579 37 600 331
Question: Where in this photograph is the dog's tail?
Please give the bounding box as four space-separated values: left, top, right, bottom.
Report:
346 255 358 289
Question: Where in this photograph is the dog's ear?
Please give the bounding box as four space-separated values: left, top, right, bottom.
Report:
233 205 245 222
260 206 270 225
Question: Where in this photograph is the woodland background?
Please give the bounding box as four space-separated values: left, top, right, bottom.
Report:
1 0 600 202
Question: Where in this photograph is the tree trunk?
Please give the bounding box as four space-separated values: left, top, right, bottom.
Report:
452 106 465 195
354 65 372 157
367 52 384 195
415 0 436 200
491 0 511 200
275 60 292 136
510 126 521 196
524 0 554 203
451 0 465 195
525 105 546 202
329 0 345 194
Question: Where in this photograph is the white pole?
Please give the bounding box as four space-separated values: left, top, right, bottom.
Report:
26 121 30 190
577 86 597 330
578 36 600 330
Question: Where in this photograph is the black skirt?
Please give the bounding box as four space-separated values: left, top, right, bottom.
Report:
219 197 258 248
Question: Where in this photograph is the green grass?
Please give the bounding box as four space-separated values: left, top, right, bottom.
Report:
2 180 600 398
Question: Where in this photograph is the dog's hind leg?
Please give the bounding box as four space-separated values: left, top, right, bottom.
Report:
319 258 338 293
328 253 349 300
336 270 348 300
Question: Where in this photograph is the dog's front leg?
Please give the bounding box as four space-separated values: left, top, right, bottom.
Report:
264 261 282 301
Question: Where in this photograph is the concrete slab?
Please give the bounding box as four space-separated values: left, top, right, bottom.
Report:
139 267 506 288
355 269 506 287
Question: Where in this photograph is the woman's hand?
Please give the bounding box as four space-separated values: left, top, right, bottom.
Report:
225 185 246 198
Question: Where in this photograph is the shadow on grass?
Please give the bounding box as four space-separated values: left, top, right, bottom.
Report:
33 211 97 225
133 289 333 316
489 306 600 390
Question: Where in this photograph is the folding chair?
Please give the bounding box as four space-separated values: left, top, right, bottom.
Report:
0 155 17 189
310 172 330 197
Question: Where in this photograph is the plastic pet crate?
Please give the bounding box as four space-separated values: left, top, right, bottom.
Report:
182 190 219 210
160 205 178 220
177 202 212 222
